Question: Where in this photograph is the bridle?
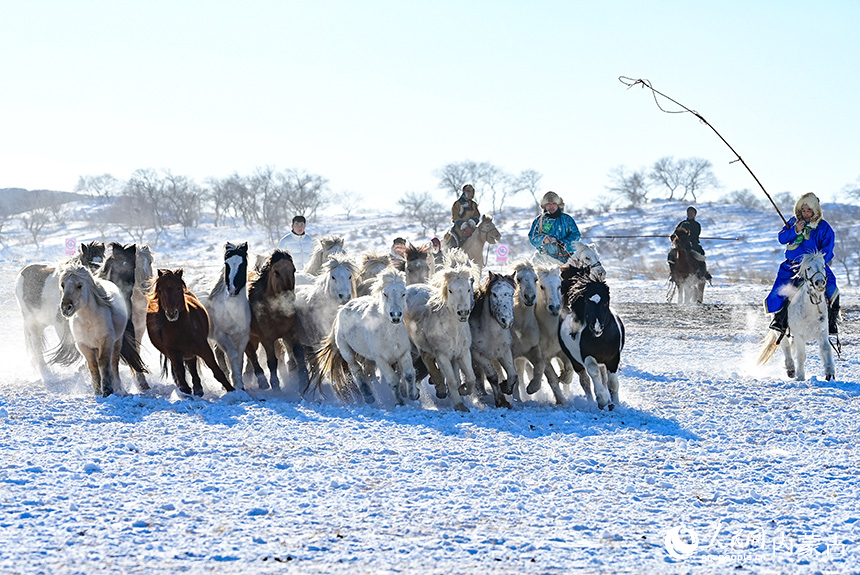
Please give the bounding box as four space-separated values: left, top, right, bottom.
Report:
802 265 826 306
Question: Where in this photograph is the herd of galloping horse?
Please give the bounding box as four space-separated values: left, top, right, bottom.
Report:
14 232 630 412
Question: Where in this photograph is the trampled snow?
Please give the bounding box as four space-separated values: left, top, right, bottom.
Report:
0 199 857 574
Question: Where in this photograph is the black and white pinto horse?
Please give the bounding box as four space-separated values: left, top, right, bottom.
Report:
15 240 105 378
558 277 625 410
204 242 252 391
757 252 835 381
669 227 707 305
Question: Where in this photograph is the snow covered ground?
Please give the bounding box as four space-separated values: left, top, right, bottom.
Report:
0 200 858 574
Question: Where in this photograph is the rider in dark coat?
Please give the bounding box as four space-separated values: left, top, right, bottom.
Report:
766 192 839 335
668 206 711 281
449 184 480 247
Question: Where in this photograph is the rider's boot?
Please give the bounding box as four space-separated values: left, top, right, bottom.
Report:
769 300 789 335
700 259 712 281
828 293 840 335
668 261 676 283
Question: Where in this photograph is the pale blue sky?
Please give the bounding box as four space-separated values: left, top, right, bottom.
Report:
2 1 858 211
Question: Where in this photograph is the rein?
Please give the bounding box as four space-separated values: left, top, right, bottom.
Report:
803 268 826 305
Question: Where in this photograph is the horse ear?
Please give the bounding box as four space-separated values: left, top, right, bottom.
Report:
158 269 167 277
239 242 248 253
225 242 236 252
176 268 184 279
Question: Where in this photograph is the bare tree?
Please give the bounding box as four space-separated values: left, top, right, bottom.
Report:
829 204 860 286
120 169 168 243
206 173 244 226
434 160 527 217
75 174 122 202
721 189 765 210
513 169 543 214
280 169 328 219
19 190 53 247
649 156 719 202
162 171 204 236
398 191 446 237
338 190 364 218
247 167 285 242
607 165 650 207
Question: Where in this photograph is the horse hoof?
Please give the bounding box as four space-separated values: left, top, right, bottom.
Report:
526 380 541 395
786 370 795 378
608 403 615 411
178 385 193 395
497 399 511 409
454 403 470 413
193 388 204 397
826 374 835 381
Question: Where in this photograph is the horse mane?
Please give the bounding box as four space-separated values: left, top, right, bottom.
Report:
304 235 345 274
249 250 294 302
442 247 472 269
359 252 391 278
62 266 113 309
393 244 430 271
428 265 477 311
795 251 826 279
510 258 535 274
371 268 406 296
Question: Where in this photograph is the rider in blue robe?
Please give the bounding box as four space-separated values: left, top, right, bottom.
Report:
766 192 839 335
528 191 581 263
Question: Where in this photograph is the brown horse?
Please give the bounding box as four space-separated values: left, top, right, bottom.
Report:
669 226 707 304
147 269 234 396
245 250 309 390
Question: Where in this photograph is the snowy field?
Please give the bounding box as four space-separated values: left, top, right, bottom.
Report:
0 200 858 574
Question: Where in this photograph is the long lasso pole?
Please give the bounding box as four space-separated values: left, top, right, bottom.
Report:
619 76 788 225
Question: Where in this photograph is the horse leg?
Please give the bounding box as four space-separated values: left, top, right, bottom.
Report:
542 357 566 405
97 345 114 397
421 352 448 399
215 338 244 391
289 341 310 391
471 361 488 397
497 351 518 399
343 346 375 405
377 361 404 405
244 341 269 389
456 351 477 400
780 336 796 379
558 353 575 385
81 346 101 396
524 348 545 395
396 354 418 401
186 358 204 397
169 354 192 395
436 355 468 413
794 337 807 381
111 338 124 396
198 343 235 393
23 323 50 379
261 341 281 390
607 369 620 407
585 357 611 409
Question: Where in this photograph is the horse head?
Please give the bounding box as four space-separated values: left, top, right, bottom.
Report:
375 268 407 324
223 242 249 297
101 242 137 294
359 252 391 282
136 244 154 287
671 226 692 251
536 265 563 317
482 271 516 329
403 244 432 285
79 241 106 270
568 278 612 338
512 260 538 307
59 267 92 318
266 250 297 295
432 266 476 322
154 269 188 322
320 253 357 304
570 241 606 281
797 252 828 302
477 215 502 244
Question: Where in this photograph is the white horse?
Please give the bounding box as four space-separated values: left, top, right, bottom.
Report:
15 241 106 378
405 265 477 412
59 266 129 396
355 252 392 296
568 241 606 280
757 252 836 381
204 242 252 391
395 244 434 285
295 253 358 349
469 272 517 408
303 235 346 276
531 264 574 404
509 259 545 398
312 269 415 405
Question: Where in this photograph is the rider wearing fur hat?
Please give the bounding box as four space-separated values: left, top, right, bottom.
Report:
766 192 840 335
528 191 581 263
449 184 480 247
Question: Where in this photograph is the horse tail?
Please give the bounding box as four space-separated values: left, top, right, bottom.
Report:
47 319 82 367
756 330 780 366
309 331 354 401
119 322 149 374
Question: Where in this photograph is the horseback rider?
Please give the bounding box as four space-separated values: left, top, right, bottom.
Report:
528 191 581 263
766 192 840 336
449 184 480 247
668 206 711 282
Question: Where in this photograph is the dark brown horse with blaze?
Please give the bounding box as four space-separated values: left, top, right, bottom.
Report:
245 250 309 390
147 268 234 396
